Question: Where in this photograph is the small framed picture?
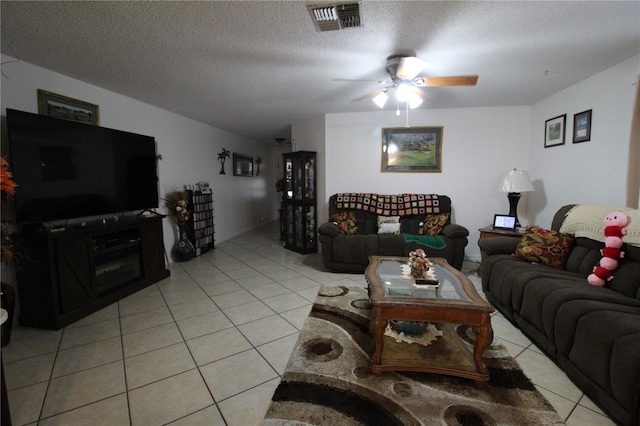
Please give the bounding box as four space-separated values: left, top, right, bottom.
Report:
233 153 253 177
37 89 99 125
573 109 592 143
544 114 566 148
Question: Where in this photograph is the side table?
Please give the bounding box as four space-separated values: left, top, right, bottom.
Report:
477 226 524 276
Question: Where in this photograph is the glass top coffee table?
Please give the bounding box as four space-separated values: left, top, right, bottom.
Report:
365 256 494 381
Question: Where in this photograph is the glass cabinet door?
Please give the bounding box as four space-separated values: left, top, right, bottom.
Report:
282 151 317 254
284 158 293 200
304 157 315 200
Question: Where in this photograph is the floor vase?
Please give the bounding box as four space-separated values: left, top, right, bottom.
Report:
173 223 195 262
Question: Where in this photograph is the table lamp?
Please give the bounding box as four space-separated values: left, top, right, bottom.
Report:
498 169 534 227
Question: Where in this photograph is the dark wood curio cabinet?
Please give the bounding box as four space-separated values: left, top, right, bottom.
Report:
282 151 317 254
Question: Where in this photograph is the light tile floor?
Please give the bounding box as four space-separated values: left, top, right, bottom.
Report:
3 221 615 425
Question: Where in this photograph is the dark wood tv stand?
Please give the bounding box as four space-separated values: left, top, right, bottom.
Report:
13 215 170 329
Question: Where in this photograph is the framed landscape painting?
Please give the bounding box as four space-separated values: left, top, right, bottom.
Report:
37 89 99 125
381 126 443 172
544 114 566 148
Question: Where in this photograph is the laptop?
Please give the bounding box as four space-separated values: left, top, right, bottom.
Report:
493 214 517 230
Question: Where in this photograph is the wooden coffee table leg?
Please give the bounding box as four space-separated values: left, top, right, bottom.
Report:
369 308 384 374
472 323 493 376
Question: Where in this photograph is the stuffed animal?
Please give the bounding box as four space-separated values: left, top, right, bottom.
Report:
587 211 628 286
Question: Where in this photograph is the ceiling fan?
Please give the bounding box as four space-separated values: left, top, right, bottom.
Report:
347 55 478 109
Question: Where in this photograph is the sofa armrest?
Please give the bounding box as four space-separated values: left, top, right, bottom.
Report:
318 222 340 238
478 236 520 256
441 223 469 239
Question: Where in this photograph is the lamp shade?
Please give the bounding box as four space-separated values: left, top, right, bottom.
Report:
498 169 534 193
372 91 388 108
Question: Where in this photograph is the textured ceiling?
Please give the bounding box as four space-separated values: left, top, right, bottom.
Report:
1 1 639 145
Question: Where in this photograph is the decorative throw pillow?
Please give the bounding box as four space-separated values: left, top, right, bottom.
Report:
512 226 575 268
378 222 401 235
418 213 450 236
331 212 358 235
377 215 400 227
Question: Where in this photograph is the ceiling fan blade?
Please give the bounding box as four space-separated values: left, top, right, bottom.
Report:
395 56 426 80
353 88 385 102
333 78 391 84
414 75 479 87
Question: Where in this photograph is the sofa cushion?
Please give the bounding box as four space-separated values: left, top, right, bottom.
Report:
378 234 405 255
566 238 640 299
565 237 605 275
418 213 449 236
566 309 640 417
400 216 423 234
512 226 575 268
330 212 358 235
332 234 378 264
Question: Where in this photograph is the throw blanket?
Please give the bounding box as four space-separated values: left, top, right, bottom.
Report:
334 193 442 216
559 204 640 247
402 232 446 249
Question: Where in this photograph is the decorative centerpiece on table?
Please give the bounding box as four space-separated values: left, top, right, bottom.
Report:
163 189 195 262
408 248 430 279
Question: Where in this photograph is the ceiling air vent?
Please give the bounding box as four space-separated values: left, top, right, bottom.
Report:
307 2 362 32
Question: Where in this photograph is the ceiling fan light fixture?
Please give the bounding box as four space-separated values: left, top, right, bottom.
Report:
408 92 423 109
395 82 414 102
394 56 427 80
372 90 388 108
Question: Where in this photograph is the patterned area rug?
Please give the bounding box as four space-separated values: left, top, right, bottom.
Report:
262 285 564 425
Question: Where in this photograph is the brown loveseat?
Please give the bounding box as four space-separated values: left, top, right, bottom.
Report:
479 204 640 426
318 193 469 273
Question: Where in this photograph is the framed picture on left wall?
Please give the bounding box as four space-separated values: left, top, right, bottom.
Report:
37 89 100 125
544 114 566 148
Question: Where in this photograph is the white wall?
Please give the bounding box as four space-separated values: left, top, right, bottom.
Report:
0 56 276 260
528 55 639 227
319 106 531 261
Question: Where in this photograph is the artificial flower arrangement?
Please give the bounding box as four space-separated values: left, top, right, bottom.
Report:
408 248 430 278
1 157 17 264
275 178 284 192
163 190 190 224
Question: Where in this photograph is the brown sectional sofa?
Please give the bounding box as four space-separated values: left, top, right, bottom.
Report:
318 193 469 273
479 204 640 426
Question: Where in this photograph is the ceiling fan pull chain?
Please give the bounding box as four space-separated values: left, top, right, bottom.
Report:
405 101 410 127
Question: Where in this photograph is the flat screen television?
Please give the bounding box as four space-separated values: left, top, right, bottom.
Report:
6 109 159 228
